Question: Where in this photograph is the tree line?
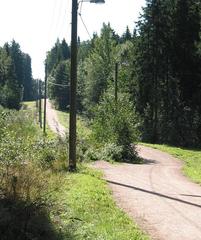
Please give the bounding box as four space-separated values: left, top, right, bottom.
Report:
47 0 201 148
0 40 36 109
46 39 71 110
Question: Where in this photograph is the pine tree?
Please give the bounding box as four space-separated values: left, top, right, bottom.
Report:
83 23 117 115
48 61 70 110
134 0 201 146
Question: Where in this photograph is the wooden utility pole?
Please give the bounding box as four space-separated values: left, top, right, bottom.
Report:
36 79 39 108
69 0 78 171
115 63 118 103
43 63 47 134
39 80 42 128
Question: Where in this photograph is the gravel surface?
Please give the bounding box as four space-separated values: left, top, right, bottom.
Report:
46 99 66 137
93 146 201 240
46 103 201 239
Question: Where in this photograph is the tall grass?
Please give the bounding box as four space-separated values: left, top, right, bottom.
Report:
0 105 149 240
0 106 69 239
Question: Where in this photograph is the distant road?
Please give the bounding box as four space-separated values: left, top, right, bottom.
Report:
93 146 201 240
46 99 66 137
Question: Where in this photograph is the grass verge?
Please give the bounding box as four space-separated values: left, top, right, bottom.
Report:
23 100 57 139
16 103 148 239
140 143 201 185
56 166 149 240
56 110 91 139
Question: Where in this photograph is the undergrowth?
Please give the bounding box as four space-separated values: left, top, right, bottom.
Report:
0 106 69 239
0 104 148 239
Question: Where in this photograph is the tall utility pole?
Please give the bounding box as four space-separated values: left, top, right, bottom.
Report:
68 0 105 172
115 63 118 103
36 79 39 108
43 63 47 135
39 80 42 129
69 0 78 171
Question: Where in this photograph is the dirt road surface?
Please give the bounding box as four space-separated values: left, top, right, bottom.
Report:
46 103 201 239
46 99 66 137
93 146 201 240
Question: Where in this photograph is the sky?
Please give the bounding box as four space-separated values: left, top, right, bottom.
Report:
0 0 146 79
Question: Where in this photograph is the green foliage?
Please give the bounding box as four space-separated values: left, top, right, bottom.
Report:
48 61 70 110
46 39 70 76
45 2 201 150
133 0 201 147
82 24 117 115
0 103 147 240
92 92 139 162
0 107 69 239
0 40 34 109
98 143 123 162
45 39 71 111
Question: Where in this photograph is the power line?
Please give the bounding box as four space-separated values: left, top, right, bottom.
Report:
79 0 84 15
48 0 67 44
48 0 57 37
58 6 68 39
48 81 69 88
78 0 92 40
48 0 61 43
55 0 67 39
78 13 92 40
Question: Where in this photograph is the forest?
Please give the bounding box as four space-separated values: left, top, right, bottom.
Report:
47 0 201 148
0 40 37 109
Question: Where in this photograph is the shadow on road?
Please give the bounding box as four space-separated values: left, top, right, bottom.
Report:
180 194 201 198
141 158 159 165
107 180 201 209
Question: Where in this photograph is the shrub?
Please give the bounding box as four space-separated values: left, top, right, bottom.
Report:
0 107 66 239
91 92 139 162
99 143 123 162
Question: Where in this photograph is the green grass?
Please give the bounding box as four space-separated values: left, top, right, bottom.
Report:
141 143 201 185
20 103 148 239
56 110 91 139
54 166 149 240
23 100 57 139
23 100 37 110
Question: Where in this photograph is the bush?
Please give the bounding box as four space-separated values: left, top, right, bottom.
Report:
0 107 67 239
91 92 139 162
99 143 123 162
32 138 68 171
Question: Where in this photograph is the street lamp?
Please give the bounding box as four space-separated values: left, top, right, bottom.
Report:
69 0 105 172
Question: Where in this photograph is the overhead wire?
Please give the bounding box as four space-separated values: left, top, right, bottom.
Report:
53 0 65 41
58 5 68 40
79 14 92 40
48 0 58 39
78 0 92 40
47 0 93 89
48 0 62 44
48 81 69 88
56 0 69 40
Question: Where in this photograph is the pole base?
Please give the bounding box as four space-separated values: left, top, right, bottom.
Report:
68 165 77 172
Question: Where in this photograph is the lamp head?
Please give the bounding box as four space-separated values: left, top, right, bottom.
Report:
90 0 105 3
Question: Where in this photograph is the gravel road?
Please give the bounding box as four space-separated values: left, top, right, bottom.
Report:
46 102 201 239
46 99 66 137
93 146 201 240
